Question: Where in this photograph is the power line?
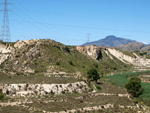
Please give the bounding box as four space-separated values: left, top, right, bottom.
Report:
10 19 150 34
12 2 62 39
8 0 150 43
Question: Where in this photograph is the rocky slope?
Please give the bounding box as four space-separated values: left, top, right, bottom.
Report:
0 39 150 113
0 43 13 65
0 39 150 77
0 39 133 77
76 45 106 60
115 42 150 52
107 48 150 67
1 81 89 97
141 45 150 52
116 42 145 52
77 45 150 68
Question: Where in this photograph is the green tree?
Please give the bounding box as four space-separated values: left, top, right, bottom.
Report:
125 77 144 97
0 89 4 100
0 93 4 100
87 68 100 83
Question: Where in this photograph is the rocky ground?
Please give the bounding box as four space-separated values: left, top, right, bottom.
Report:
0 81 149 113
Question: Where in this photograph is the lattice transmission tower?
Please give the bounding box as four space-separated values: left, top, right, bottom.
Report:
0 0 11 42
87 33 90 43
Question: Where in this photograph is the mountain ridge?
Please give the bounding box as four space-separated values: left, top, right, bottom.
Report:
83 35 150 52
83 35 136 47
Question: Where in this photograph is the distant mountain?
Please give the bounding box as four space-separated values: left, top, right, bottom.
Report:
141 45 150 52
116 42 145 52
83 35 136 47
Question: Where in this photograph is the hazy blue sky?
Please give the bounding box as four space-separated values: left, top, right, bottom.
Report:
0 0 150 45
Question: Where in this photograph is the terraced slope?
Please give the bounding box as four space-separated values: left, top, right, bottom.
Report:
0 80 149 113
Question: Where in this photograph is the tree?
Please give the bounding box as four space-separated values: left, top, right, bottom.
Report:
0 89 4 100
125 77 144 97
0 93 4 100
87 68 100 83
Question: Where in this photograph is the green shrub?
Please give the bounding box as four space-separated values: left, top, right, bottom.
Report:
87 68 100 83
63 46 70 53
69 61 73 65
125 77 144 97
15 55 19 58
95 85 101 90
0 93 4 100
56 62 60 65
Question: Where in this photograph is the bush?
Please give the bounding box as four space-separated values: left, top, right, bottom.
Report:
69 61 73 65
95 84 101 90
63 46 70 53
15 55 19 58
56 62 60 65
93 63 98 69
87 68 100 83
0 93 4 100
125 77 144 97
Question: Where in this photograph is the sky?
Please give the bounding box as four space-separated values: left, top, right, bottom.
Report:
0 0 150 45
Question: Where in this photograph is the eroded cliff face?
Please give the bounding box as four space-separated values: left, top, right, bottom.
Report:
76 45 107 60
107 48 150 67
76 45 150 68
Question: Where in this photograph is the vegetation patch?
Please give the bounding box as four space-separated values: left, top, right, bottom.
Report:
87 68 100 83
125 77 144 97
107 71 150 106
0 75 79 84
0 93 4 100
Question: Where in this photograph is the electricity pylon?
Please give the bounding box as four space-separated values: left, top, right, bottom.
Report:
0 0 11 42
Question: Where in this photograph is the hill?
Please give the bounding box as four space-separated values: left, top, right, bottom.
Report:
0 39 133 77
0 39 150 112
115 42 150 52
83 35 136 47
141 45 150 52
1 39 150 78
116 42 145 52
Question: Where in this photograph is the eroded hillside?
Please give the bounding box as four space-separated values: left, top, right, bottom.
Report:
0 39 136 77
77 45 150 69
0 40 150 113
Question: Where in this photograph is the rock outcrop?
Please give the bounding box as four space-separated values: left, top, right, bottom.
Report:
1 81 90 97
76 45 106 60
0 43 13 65
14 39 40 49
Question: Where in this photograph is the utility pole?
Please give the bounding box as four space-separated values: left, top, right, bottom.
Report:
0 0 11 42
87 33 90 43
